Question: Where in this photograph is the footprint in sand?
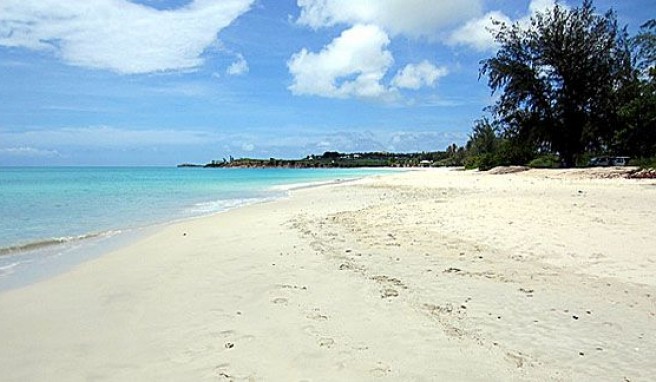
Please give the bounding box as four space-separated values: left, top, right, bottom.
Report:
505 351 529 368
307 309 329 321
302 325 319 337
371 275 407 289
216 330 235 338
214 363 233 381
318 337 335 348
381 288 399 298
518 287 534 297
272 297 288 305
369 363 391 377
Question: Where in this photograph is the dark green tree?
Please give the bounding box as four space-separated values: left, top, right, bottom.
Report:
632 19 656 77
464 118 502 169
466 118 499 156
481 0 633 166
614 20 656 158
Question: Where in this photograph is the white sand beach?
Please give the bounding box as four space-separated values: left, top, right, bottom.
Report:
0 168 654 381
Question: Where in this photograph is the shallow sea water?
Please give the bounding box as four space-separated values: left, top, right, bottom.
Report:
0 166 387 290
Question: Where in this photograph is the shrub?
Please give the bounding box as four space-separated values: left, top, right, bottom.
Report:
464 155 482 170
631 156 656 169
528 154 561 168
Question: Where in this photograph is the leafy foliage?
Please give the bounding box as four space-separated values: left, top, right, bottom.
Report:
631 156 656 169
615 20 656 158
632 20 656 77
527 154 561 168
480 0 634 166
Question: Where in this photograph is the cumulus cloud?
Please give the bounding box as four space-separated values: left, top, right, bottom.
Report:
446 11 511 51
287 24 394 99
391 61 448 90
296 0 482 38
448 0 561 51
0 0 254 74
226 54 249 76
290 1 466 100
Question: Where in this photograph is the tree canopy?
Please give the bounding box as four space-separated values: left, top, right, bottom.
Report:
478 0 653 167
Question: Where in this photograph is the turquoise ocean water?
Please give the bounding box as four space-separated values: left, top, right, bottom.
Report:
0 167 387 290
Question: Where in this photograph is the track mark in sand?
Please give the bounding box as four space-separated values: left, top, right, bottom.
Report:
519 287 535 297
220 329 235 336
372 275 406 298
381 288 399 298
369 362 392 377
318 337 335 348
214 363 234 381
505 351 531 368
423 302 467 318
442 267 510 282
423 302 470 338
307 308 329 321
303 324 333 341
371 275 407 289
277 283 308 291
338 262 365 272
272 297 288 305
301 324 337 350
214 364 258 382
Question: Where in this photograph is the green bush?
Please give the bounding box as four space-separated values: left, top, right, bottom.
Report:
575 152 599 167
528 154 561 168
630 156 656 169
478 153 500 171
464 153 503 171
463 155 482 170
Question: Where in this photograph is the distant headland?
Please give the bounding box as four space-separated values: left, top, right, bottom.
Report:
178 151 460 169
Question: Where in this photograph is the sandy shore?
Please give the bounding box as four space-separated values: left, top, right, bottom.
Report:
0 168 654 381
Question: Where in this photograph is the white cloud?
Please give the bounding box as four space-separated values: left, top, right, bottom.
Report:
1 126 217 148
241 142 255 151
529 0 560 14
226 54 249 76
0 0 254 74
391 60 448 90
0 146 60 157
447 11 511 51
296 0 482 38
448 0 560 51
287 24 394 99
268 130 465 154
249 129 467 155
297 131 388 153
387 131 467 151
291 1 466 100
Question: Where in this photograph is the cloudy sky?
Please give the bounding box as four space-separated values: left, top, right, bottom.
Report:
1 0 652 165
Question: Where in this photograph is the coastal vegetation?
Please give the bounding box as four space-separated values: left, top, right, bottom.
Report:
464 0 656 170
193 151 457 168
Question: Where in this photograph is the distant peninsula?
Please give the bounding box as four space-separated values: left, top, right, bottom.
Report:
178 151 461 169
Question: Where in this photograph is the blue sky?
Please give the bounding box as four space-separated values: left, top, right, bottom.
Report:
1 0 653 165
